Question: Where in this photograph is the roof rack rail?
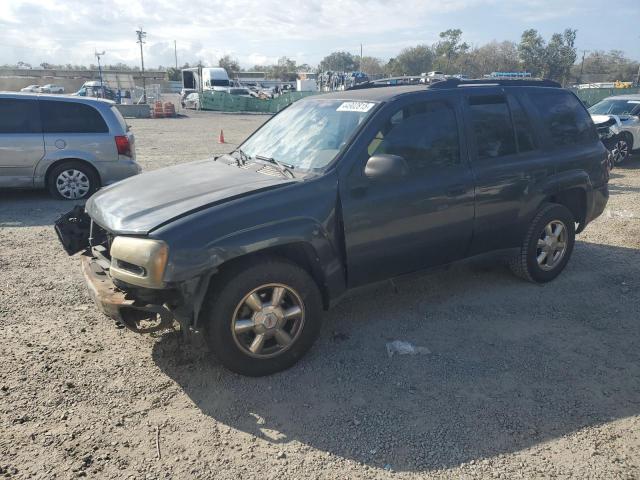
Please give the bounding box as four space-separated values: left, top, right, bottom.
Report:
429 78 562 89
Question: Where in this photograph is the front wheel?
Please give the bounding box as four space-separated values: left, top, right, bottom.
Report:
609 135 631 164
202 257 323 376
509 204 576 283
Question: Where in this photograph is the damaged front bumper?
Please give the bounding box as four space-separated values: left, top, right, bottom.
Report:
81 254 176 333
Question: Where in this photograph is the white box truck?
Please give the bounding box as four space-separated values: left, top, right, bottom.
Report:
182 67 231 93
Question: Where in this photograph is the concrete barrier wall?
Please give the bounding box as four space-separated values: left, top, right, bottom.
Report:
115 104 151 118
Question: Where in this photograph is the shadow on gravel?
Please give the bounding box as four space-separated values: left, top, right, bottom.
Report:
0 190 78 227
152 241 640 473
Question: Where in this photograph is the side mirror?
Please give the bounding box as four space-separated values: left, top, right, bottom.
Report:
364 154 409 179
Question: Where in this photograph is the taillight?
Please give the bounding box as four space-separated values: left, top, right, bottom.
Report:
114 135 131 157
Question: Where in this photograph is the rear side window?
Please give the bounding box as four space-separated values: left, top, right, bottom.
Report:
0 98 41 134
509 96 536 153
40 101 109 134
469 95 517 159
531 91 596 146
367 100 460 171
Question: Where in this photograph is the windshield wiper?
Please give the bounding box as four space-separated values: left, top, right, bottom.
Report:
255 155 295 179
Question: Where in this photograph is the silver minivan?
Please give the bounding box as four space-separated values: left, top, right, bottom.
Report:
0 93 140 199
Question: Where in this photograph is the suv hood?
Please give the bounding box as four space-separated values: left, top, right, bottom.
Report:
86 159 292 234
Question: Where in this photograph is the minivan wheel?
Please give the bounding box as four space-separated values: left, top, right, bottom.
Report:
202 257 323 376
48 161 100 200
509 204 575 283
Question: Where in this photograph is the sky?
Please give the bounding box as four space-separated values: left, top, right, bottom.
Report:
1 0 639 69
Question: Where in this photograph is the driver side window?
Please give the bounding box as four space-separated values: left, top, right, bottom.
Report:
367 101 460 171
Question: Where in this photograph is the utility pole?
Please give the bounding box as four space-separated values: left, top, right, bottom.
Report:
136 28 147 103
95 50 105 94
579 49 589 85
360 43 363 71
174 40 178 70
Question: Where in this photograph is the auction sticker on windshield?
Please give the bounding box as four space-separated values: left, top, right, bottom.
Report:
337 102 375 112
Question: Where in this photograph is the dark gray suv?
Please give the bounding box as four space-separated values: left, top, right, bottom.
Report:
56 79 609 376
0 93 140 199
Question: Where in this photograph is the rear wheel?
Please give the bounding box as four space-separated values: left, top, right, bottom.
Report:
47 161 100 200
510 204 575 283
202 257 323 376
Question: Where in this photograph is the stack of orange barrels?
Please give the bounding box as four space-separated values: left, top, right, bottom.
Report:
163 102 176 118
152 101 164 118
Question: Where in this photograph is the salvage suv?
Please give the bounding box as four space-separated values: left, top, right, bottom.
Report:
56 79 609 376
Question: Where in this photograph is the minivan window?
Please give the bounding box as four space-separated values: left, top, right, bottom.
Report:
0 98 41 134
40 101 109 134
532 91 596 146
367 101 460 170
469 95 517 159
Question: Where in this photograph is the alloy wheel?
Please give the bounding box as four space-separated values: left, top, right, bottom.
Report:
231 283 305 359
536 220 568 271
611 139 629 164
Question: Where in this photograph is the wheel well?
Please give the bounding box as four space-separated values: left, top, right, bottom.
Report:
548 188 586 227
216 243 330 309
44 159 102 187
622 131 634 149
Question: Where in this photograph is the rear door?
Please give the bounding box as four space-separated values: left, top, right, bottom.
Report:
463 88 551 254
39 100 114 164
0 98 44 188
340 93 475 286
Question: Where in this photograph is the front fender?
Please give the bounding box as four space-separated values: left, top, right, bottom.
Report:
154 171 345 299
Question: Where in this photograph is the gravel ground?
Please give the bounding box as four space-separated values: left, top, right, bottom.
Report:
1 111 639 479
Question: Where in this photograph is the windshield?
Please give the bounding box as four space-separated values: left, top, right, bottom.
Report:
589 99 640 115
240 98 377 171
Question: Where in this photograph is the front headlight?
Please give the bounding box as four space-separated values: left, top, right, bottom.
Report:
109 236 169 289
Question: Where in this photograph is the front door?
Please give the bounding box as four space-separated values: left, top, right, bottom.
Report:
340 94 475 287
0 98 44 188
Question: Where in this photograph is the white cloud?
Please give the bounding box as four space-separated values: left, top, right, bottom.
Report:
1 0 638 67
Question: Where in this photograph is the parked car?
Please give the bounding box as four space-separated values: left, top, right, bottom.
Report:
183 92 200 109
39 84 65 94
74 82 116 101
420 71 446 84
55 79 609 376
20 84 41 92
0 93 140 199
588 95 640 164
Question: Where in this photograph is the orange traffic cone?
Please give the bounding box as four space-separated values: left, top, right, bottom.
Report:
218 130 225 144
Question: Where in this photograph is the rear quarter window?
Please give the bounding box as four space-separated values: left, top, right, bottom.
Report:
0 98 41 134
40 100 109 134
530 90 597 147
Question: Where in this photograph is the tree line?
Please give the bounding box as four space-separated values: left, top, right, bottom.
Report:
4 28 638 85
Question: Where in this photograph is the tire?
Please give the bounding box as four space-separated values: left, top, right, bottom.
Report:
610 134 631 165
47 161 100 200
202 257 323 376
509 204 575 283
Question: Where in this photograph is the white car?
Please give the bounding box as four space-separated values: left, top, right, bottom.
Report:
183 92 200 109
589 95 640 164
20 85 41 92
39 84 65 94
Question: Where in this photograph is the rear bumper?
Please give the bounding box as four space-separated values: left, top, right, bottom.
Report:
81 254 174 333
99 159 141 186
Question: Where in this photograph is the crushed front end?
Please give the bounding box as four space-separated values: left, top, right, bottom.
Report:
54 207 197 334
